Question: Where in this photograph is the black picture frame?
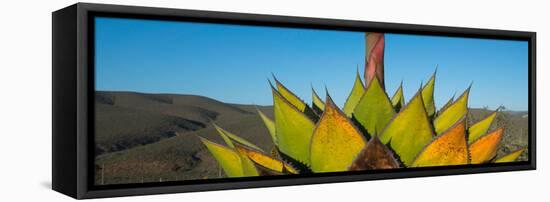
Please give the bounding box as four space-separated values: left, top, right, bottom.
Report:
52 2 536 199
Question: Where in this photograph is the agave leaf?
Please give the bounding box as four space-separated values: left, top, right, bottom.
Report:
469 128 504 164
312 87 325 114
364 33 385 88
273 76 307 111
438 94 455 115
199 137 244 177
310 95 367 172
270 146 281 159
273 77 319 121
411 118 469 167
353 77 395 137
380 89 434 166
256 108 277 145
495 148 526 163
272 85 315 165
349 136 399 170
468 111 497 143
422 71 436 118
238 151 260 176
207 127 260 176
343 71 366 117
213 123 264 152
391 82 405 112
235 144 298 174
434 87 470 134
250 162 285 176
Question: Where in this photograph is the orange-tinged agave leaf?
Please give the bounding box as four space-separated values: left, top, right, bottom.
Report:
282 164 299 174
238 151 260 176
310 95 367 172
364 33 385 88
380 89 434 166
411 118 469 167
256 108 277 145
343 70 366 117
349 136 399 170
495 148 526 163
422 71 436 118
391 82 405 112
468 111 497 143
469 128 504 164
434 87 470 134
234 145 274 176
213 123 264 152
251 162 284 176
272 85 315 165
353 77 395 137
312 87 325 114
249 160 298 176
199 137 245 177
235 144 299 174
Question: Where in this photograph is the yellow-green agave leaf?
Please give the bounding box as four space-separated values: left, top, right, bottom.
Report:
272 86 315 165
256 108 277 145
213 123 263 152
343 71 366 117
468 111 497 143
349 136 400 170
310 95 367 172
353 77 395 137
235 144 298 174
391 82 405 112
411 118 469 167
312 87 325 113
438 94 455 115
495 148 526 163
469 128 504 164
199 137 245 177
380 89 434 166
434 87 470 134
273 77 318 121
273 76 307 112
422 71 436 117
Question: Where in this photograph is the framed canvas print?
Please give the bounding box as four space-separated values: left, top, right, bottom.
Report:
52 3 536 199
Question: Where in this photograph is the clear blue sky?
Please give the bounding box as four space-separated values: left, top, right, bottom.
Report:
95 17 528 111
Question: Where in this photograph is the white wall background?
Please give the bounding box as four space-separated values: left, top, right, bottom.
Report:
0 0 547 201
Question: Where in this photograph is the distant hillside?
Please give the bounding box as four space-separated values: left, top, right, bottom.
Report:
94 91 529 185
95 91 272 154
94 91 275 185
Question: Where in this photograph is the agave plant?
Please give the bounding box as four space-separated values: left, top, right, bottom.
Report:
198 32 527 177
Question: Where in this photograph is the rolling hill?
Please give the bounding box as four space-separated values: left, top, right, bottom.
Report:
94 91 275 184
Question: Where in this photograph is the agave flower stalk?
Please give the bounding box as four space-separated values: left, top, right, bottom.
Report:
365 33 385 89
